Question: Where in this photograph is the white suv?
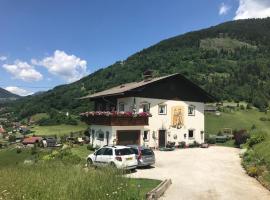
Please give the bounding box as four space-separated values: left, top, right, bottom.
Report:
87 145 138 170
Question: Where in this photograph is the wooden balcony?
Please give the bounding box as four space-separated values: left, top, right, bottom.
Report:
82 115 149 126
80 111 151 126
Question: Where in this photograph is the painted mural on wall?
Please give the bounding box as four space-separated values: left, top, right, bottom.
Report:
171 106 185 129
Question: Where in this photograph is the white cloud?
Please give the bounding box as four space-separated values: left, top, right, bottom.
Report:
2 60 43 82
234 0 270 20
219 3 230 15
5 86 33 96
33 50 87 83
0 56 7 61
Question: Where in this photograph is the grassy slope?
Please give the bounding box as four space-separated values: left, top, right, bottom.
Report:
0 148 160 200
200 37 257 51
71 145 92 159
0 148 30 167
31 122 88 136
0 164 160 200
205 109 270 135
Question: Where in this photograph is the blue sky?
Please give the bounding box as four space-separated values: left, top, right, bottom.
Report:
0 0 269 96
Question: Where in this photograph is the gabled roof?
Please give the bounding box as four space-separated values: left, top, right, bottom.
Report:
81 74 177 99
81 73 216 102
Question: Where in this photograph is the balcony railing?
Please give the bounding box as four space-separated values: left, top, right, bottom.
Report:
80 111 150 126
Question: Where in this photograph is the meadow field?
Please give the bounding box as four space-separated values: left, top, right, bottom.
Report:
205 109 270 135
0 147 160 200
30 122 88 136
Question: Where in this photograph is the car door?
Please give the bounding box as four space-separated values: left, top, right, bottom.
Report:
93 148 106 166
103 148 113 165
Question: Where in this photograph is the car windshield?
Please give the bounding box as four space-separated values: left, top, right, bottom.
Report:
131 148 139 155
115 148 134 156
141 148 153 156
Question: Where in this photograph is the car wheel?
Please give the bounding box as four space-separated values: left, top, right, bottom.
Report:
87 158 93 167
110 162 116 168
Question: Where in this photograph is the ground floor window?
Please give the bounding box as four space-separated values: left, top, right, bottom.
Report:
97 130 105 141
143 130 149 141
188 130 194 139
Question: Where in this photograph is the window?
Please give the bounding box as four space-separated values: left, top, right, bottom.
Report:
105 103 110 111
188 130 194 139
143 130 149 141
97 130 104 141
97 103 103 111
158 104 167 115
115 148 134 156
118 102 125 112
188 105 195 116
96 148 106 155
104 148 113 156
140 102 150 112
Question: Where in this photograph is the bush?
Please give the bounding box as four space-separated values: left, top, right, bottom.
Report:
206 137 216 144
240 105 245 110
16 148 22 154
246 103 252 109
233 129 249 146
178 141 186 148
31 146 38 155
217 131 223 136
247 131 266 148
87 144 95 151
8 134 16 142
247 166 258 177
259 117 268 121
251 124 256 130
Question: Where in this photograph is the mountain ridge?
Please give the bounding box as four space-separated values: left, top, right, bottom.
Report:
0 87 19 99
8 17 270 119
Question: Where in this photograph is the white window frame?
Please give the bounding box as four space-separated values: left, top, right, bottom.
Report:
118 102 125 112
158 104 167 115
188 105 195 116
140 102 150 112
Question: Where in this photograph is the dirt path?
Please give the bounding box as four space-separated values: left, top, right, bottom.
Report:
131 146 270 200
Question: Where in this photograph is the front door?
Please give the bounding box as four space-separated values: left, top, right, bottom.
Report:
158 130 166 147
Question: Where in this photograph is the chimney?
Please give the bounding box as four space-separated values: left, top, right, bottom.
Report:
143 70 153 82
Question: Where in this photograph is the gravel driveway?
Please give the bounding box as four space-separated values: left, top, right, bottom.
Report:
131 146 270 200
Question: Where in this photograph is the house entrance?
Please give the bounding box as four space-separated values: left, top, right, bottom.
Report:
158 130 166 147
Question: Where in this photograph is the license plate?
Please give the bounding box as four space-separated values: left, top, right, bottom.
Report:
126 157 133 160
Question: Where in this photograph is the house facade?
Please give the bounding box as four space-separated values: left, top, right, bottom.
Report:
80 73 215 148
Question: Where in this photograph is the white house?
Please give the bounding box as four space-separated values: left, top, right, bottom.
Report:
80 73 215 148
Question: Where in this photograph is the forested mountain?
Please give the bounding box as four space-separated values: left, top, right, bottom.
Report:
10 18 270 119
0 88 19 99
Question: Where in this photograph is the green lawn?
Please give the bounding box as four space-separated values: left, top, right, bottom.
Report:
205 109 270 135
0 148 31 167
71 145 92 159
30 122 88 136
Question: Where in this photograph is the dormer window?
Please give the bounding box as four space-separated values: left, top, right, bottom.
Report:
118 102 125 112
188 105 195 116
